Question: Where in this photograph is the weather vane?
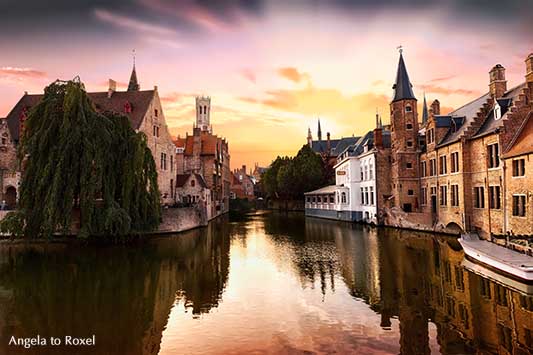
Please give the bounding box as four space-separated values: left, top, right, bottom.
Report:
397 45 403 54
132 49 136 67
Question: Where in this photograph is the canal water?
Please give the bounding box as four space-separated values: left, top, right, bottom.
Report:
0 212 531 354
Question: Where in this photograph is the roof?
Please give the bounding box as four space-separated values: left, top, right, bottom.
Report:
128 65 140 91
437 92 490 147
304 185 347 195
5 90 155 142
422 95 429 124
503 112 533 158
392 53 416 102
179 131 226 156
176 173 208 188
174 137 186 148
310 136 360 157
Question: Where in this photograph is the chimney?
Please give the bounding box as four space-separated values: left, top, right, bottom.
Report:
374 127 383 148
430 99 440 116
326 132 331 152
242 165 246 175
489 64 507 99
108 79 117 98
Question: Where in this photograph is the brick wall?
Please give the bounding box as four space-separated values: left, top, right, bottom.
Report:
504 153 533 235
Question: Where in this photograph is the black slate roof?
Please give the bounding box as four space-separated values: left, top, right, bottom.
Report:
310 136 360 157
392 53 416 102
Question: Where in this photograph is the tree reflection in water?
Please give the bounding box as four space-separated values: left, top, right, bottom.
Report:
0 212 531 355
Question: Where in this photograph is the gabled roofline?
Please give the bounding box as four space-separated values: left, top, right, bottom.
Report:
502 111 533 158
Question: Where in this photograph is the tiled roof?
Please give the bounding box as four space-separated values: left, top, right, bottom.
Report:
310 136 360 157
5 90 155 142
176 173 208 188
174 137 186 148
179 132 224 156
437 92 490 147
503 112 533 158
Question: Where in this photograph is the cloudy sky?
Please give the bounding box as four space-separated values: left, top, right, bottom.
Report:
0 0 532 169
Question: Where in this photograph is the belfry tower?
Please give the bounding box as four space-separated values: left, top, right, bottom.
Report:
390 49 420 212
195 96 212 133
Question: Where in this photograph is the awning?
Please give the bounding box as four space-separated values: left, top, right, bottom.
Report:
304 185 347 195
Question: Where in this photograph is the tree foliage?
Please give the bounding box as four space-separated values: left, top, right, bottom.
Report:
262 144 326 201
0 79 161 238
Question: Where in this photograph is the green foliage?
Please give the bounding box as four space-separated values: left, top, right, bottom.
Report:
1 78 161 238
262 144 326 201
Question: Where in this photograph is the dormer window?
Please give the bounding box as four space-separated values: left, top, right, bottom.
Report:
494 101 501 120
124 101 132 113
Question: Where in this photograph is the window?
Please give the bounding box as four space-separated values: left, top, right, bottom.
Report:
421 187 427 205
199 106 203 114
480 278 491 299
406 162 412 169
427 128 435 144
369 187 374 205
360 168 364 181
489 186 501 209
341 192 347 204
455 266 464 291
1 138 6 145
451 184 459 206
170 155 174 172
487 143 500 168
360 188 364 204
451 152 459 173
474 187 485 208
495 284 508 306
458 303 469 328
364 165 368 180
446 296 455 317
191 179 195 187
405 105 412 112
406 140 413 147
364 187 368 205
306 197 311 203
519 295 533 311
439 155 447 175
512 159 525 177
403 203 412 212
329 195 334 203
498 324 513 353
369 164 373 179
513 195 526 216
406 123 413 129
408 189 414 196
430 159 436 176
154 109 159 117
444 261 452 284
317 196 322 203
440 185 447 206
421 161 427 177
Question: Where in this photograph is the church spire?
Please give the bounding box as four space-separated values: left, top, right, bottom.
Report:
392 49 416 102
128 50 140 91
422 93 429 124
307 126 313 146
317 118 322 141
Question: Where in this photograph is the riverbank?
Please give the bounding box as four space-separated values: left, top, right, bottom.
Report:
0 206 229 244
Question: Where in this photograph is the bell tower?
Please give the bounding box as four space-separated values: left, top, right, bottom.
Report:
390 48 420 212
195 96 212 133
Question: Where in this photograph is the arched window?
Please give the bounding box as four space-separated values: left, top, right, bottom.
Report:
191 179 195 187
204 105 208 114
199 106 203 114
124 101 132 113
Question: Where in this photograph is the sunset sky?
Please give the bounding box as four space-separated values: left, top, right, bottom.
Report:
0 0 532 170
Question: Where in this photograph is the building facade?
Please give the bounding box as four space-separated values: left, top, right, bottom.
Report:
230 165 255 200
174 97 231 218
1 64 177 207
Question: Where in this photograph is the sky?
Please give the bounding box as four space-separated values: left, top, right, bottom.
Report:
0 0 532 171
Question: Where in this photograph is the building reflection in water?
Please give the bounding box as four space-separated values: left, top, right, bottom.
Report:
0 212 531 355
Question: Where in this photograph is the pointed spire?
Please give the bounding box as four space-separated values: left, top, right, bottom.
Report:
422 93 429 124
317 118 322 141
392 49 416 102
128 50 140 91
375 108 380 128
379 115 383 128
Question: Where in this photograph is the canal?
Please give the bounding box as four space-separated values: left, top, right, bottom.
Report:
0 212 531 354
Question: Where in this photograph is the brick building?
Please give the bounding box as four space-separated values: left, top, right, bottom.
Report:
230 165 255 200
379 51 533 239
1 64 177 207
174 97 231 217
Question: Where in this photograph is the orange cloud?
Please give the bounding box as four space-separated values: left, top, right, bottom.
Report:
0 67 46 79
277 67 310 83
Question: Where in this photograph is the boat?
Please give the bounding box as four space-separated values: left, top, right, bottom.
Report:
459 233 533 282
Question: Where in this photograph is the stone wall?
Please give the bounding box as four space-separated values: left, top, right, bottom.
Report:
504 152 533 235
158 206 208 233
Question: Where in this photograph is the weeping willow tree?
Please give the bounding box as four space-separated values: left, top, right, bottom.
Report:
0 78 161 238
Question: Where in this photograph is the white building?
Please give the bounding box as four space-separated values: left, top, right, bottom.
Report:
305 132 378 223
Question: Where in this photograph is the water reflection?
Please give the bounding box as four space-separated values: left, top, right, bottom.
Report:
0 212 531 354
